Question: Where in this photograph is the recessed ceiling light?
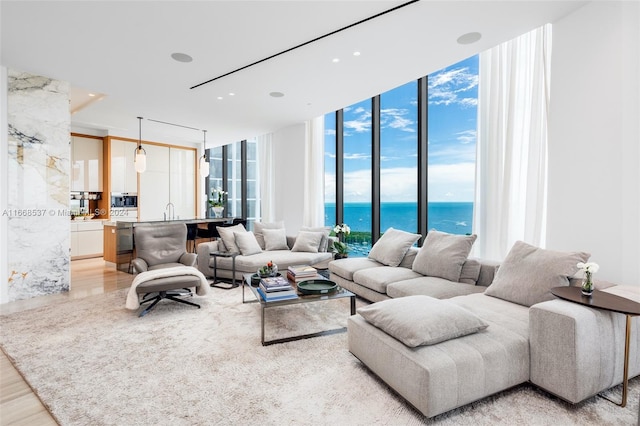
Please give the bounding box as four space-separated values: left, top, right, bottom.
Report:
217 96 223 100
269 92 285 98
228 92 235 96
88 93 96 97
332 58 340 63
171 52 193 63
353 51 361 56
457 32 482 45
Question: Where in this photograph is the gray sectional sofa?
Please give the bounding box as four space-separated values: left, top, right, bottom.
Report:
330 229 640 418
197 221 334 282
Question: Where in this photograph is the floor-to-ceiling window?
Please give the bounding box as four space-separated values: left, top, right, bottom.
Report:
325 55 478 256
427 56 478 235
205 139 260 228
342 99 373 255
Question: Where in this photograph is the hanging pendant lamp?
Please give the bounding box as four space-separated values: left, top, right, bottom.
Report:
199 129 210 178
134 116 147 173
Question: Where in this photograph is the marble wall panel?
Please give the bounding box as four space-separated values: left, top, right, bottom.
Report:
6 70 70 301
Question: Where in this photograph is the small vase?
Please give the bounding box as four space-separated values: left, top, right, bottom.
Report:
212 206 224 218
581 274 594 296
334 253 348 260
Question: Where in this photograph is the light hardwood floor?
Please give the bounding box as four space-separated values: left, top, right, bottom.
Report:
0 258 133 425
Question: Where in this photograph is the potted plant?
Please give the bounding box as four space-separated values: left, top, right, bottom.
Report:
332 240 350 260
332 223 351 259
208 188 228 218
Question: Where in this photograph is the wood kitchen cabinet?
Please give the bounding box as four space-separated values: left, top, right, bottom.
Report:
71 135 103 192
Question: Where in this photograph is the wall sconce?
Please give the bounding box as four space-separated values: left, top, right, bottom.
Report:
199 129 210 178
134 116 147 173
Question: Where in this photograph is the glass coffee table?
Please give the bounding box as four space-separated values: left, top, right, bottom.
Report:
243 273 356 346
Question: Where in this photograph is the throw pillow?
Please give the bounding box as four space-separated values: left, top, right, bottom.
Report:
216 223 247 253
291 231 324 253
262 228 289 251
253 221 285 249
459 258 482 285
357 295 489 348
412 230 477 282
368 227 421 267
301 226 331 252
233 231 262 256
484 240 590 307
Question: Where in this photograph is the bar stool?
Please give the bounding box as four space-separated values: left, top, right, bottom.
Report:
186 223 198 253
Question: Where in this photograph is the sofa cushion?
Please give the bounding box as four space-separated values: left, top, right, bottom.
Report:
253 221 285 249
412 231 477 282
213 250 333 274
484 241 590 307
291 231 324 253
357 295 489 348
459 258 482 285
387 276 486 299
352 266 423 294
217 223 247 253
262 228 289 251
234 231 262 256
368 227 421 267
301 226 331 252
328 257 383 281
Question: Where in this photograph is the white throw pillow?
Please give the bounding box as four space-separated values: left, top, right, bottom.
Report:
233 231 262 256
216 223 247 253
253 221 285 250
300 226 331 252
412 230 477 282
368 227 421 267
357 295 489 347
262 228 289 251
484 241 590 307
291 231 324 253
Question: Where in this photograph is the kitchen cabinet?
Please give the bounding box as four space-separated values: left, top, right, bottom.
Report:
71 135 103 192
71 220 105 259
139 146 195 221
110 139 138 194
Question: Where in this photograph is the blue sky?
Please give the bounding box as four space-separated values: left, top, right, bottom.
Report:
325 55 479 203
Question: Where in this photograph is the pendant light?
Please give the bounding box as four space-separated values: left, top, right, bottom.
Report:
134 116 147 173
199 129 210 178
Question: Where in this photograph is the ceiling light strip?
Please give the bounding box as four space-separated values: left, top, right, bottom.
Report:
147 118 202 131
190 0 420 90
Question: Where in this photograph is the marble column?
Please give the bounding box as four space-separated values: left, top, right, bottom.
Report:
6 69 70 301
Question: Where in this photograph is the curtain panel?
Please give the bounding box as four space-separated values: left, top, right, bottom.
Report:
473 24 552 260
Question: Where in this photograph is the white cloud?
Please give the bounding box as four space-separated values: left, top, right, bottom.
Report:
325 128 336 136
428 67 478 107
456 129 476 144
344 153 371 160
380 108 415 133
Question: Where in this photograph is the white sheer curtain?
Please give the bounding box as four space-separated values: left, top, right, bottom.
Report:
257 133 275 222
303 116 326 227
473 24 552 260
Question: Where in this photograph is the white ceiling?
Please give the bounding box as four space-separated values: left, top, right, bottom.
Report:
1 1 586 148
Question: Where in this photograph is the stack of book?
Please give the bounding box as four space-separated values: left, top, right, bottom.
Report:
257 275 298 301
287 265 318 282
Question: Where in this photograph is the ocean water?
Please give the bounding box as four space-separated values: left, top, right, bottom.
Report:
325 202 473 255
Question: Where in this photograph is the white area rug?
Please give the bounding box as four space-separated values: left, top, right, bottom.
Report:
1 287 638 425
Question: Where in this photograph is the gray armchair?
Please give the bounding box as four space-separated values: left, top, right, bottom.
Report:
131 223 202 317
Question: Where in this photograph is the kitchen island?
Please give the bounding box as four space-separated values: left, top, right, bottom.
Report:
104 218 234 272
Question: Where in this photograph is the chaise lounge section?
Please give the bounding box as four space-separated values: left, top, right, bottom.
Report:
336 230 640 418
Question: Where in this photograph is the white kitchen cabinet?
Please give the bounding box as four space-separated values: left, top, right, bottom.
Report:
110 139 137 194
70 220 104 259
139 146 195 221
71 136 103 192
139 144 170 220
170 148 195 220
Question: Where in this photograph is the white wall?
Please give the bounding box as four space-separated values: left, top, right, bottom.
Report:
547 1 639 286
271 123 307 234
